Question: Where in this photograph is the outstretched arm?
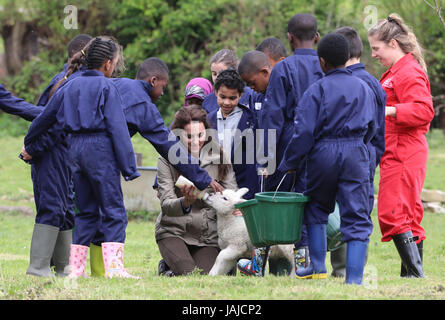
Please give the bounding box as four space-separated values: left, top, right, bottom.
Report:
0 84 42 121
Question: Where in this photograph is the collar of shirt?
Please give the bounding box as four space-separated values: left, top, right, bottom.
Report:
138 80 153 96
324 68 352 77
381 52 414 79
82 69 106 77
346 63 365 72
217 105 243 120
293 48 318 56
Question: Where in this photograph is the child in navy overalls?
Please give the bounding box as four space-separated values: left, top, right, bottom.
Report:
279 33 378 285
23 35 93 278
25 37 139 279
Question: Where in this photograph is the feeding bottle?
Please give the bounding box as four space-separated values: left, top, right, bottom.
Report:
175 176 210 200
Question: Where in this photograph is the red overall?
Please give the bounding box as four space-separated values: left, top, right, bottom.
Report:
377 53 434 243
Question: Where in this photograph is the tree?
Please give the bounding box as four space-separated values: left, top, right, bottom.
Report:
423 0 445 31
1 0 444 130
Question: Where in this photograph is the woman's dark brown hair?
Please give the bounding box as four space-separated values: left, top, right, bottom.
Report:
171 104 231 181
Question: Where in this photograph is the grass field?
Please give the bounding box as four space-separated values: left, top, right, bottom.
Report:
0 130 444 301
1 209 445 300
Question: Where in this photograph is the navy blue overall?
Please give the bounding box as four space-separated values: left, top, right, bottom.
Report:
37 64 67 107
347 63 386 215
26 70 139 245
27 66 77 231
260 49 324 192
0 84 42 120
278 69 377 243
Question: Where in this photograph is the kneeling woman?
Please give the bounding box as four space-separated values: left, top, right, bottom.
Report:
155 105 238 275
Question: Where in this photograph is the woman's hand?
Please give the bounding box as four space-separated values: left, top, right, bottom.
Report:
209 179 224 194
385 106 396 117
181 185 199 208
20 147 32 161
232 209 243 217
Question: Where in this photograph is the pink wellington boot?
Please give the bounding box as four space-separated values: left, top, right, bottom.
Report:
68 244 89 278
101 242 140 279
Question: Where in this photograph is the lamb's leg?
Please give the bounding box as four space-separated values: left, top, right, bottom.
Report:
209 246 243 276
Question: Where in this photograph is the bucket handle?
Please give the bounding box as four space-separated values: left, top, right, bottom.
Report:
260 172 265 193
272 173 288 200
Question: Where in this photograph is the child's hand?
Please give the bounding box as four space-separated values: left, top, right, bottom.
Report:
20 147 32 161
232 209 243 217
385 106 396 117
209 179 224 194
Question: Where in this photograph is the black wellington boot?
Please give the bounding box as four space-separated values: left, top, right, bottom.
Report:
401 240 423 277
393 231 424 278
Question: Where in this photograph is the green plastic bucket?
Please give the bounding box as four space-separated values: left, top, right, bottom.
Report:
235 192 309 247
327 203 344 251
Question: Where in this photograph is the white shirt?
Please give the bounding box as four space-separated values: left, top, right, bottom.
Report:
217 106 243 154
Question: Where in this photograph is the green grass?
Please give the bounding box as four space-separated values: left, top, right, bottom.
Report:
0 134 159 208
1 210 445 300
373 129 445 194
0 130 444 300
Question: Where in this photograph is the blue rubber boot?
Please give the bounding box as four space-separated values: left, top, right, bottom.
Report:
345 240 368 285
296 224 327 279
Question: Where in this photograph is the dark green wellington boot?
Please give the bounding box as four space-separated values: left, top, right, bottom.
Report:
26 223 59 277
330 243 346 278
51 229 73 276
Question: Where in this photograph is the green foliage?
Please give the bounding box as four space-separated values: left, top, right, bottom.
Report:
3 51 64 105
0 114 30 137
1 0 445 126
374 0 445 97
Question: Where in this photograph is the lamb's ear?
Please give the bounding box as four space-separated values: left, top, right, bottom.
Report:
236 188 249 199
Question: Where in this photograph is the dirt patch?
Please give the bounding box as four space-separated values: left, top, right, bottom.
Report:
0 206 34 216
0 253 27 261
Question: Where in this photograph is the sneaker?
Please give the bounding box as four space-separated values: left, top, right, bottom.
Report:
237 258 261 276
237 247 269 277
294 246 310 273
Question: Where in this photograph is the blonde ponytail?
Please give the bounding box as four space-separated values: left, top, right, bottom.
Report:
368 13 427 74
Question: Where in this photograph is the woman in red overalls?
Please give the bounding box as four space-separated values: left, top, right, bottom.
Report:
368 13 435 278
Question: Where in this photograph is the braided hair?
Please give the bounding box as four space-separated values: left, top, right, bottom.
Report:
85 37 118 70
49 36 121 98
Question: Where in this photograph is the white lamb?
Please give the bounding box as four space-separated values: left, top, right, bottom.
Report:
204 188 295 276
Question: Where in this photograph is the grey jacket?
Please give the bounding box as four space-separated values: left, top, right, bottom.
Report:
155 142 238 247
